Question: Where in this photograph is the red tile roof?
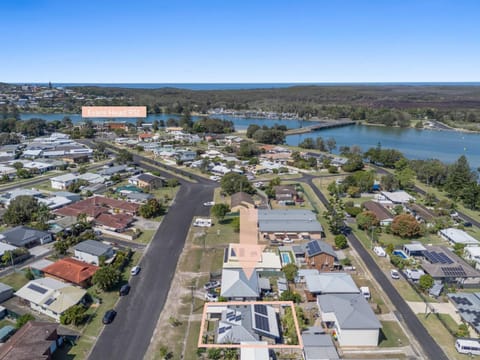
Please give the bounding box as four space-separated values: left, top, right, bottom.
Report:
42 258 98 286
95 213 133 230
54 196 139 218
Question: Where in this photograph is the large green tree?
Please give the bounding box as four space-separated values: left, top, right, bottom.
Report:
356 210 379 230
4 195 41 226
93 266 121 291
445 155 476 200
220 173 255 195
210 203 230 222
60 304 87 326
391 214 422 238
139 199 164 219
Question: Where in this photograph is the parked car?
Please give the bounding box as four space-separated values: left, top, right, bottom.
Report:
119 284 131 296
131 266 141 276
464 222 473 227
205 292 218 302
391 269 400 279
203 281 220 290
102 310 117 324
203 201 215 206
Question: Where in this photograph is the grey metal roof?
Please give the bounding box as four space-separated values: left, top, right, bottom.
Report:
305 273 359 294
74 240 112 256
317 293 381 330
448 292 480 333
302 333 339 360
0 282 13 293
125 192 153 201
0 226 50 247
98 165 128 176
221 269 259 298
306 240 336 258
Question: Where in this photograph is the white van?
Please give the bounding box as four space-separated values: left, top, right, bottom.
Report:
360 286 371 300
455 339 480 356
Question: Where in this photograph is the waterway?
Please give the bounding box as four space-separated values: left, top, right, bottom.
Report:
20 113 480 168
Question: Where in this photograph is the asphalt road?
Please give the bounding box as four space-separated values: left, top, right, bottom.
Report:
89 163 215 360
305 177 449 360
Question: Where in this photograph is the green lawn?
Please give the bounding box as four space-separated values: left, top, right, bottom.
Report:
379 321 409 347
438 313 460 335
0 271 29 291
135 229 156 244
418 314 471 360
192 214 239 248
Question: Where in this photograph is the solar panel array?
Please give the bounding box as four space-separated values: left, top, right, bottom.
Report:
451 296 473 306
27 283 48 294
254 304 268 315
254 314 270 332
442 266 467 277
424 251 453 264
44 297 55 306
461 309 480 327
307 241 321 256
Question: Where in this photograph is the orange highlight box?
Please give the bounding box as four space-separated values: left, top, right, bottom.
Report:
81 106 147 118
198 301 303 349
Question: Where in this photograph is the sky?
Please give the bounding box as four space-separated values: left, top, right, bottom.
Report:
1 0 480 83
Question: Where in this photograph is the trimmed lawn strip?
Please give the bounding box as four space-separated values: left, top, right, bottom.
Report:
184 321 202 360
136 229 156 244
418 314 471 360
379 321 409 347
0 271 29 291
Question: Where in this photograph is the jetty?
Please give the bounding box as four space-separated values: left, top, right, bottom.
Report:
285 119 356 135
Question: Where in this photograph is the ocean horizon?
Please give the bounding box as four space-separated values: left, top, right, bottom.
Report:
12 82 480 90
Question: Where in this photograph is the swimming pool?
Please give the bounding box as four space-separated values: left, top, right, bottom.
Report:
392 250 408 259
281 252 292 264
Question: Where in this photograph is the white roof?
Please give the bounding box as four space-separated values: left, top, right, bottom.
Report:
465 246 480 257
38 196 72 209
240 342 269 360
23 149 43 156
78 173 105 183
223 245 281 270
0 242 17 256
381 191 415 203
51 173 77 182
23 161 52 170
440 228 479 246
305 273 360 294
15 278 67 304
404 243 427 252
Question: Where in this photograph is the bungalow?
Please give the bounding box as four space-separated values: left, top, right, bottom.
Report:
304 273 359 301
137 133 154 142
302 329 340 360
403 243 427 257
363 201 393 226
129 173 165 190
447 292 480 334
74 240 115 266
14 278 87 322
439 228 479 247
175 149 197 162
407 203 435 223
317 293 381 347
50 173 77 190
304 240 338 272
42 258 99 288
220 268 260 301
0 226 52 248
274 185 297 202
223 244 282 272
0 321 63 360
464 246 480 270
380 191 415 204
258 209 323 241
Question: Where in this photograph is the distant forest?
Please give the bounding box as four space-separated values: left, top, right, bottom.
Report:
69 85 480 129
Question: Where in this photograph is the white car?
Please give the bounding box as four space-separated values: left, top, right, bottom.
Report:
204 281 220 290
131 266 141 276
390 269 400 280
203 201 215 206
205 292 218 302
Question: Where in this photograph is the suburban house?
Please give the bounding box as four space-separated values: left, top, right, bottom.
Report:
464 246 480 270
0 283 13 303
403 243 427 257
42 258 99 288
257 209 323 241
231 192 255 212
304 240 338 272
304 273 360 301
15 278 87 322
54 196 139 232
0 321 63 360
0 243 17 258
406 203 435 223
0 226 52 248
363 201 393 226
420 245 480 286
209 304 280 344
129 173 165 190
273 185 297 201
317 293 381 347
74 240 115 265
223 244 282 272
439 228 479 247
380 190 415 204
220 268 260 301
240 342 269 360
447 292 480 334
302 328 340 360
50 173 77 190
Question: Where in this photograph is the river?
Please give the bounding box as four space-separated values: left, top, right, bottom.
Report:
20 113 480 168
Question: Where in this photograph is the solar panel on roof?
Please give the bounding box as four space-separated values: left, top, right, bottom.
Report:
235 315 242 321
44 297 55 306
442 267 467 277
254 304 268 316
218 327 226 334
27 283 48 294
254 314 270 332
307 241 321 256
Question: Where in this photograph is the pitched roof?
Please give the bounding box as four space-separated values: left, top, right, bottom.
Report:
317 293 381 330
305 240 336 258
136 173 164 184
42 258 98 285
305 273 359 294
0 226 50 247
363 201 393 221
221 269 259 298
74 240 112 256
54 195 139 218
231 192 254 208
0 321 58 360
95 213 133 230
258 210 323 233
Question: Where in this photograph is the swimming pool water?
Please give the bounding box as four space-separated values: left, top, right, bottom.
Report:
281 252 291 264
393 250 408 259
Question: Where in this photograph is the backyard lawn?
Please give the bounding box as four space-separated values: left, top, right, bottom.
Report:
0 271 29 291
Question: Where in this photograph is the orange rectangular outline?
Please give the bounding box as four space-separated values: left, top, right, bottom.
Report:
198 301 304 349
81 106 147 118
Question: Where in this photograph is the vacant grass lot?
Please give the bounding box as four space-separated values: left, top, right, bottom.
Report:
379 321 409 347
0 271 29 291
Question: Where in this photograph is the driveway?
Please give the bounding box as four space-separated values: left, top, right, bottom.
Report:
133 218 161 231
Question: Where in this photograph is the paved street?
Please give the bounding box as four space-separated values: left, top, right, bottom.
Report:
89 161 215 360
305 176 449 360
